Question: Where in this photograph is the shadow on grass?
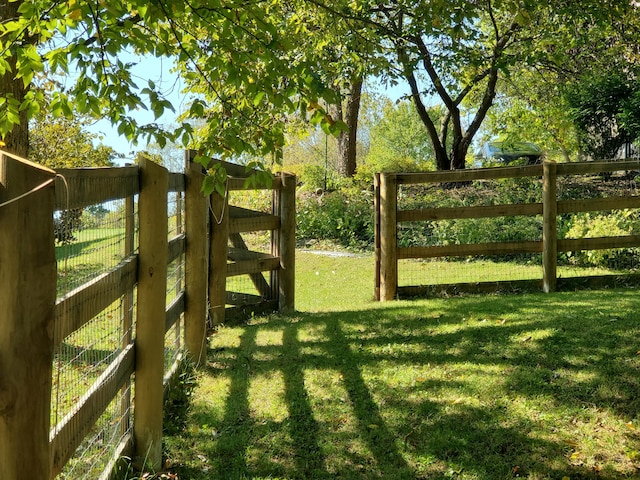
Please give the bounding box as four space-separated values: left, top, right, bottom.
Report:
169 290 640 479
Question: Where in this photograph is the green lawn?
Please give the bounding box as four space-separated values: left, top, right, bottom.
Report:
159 251 640 480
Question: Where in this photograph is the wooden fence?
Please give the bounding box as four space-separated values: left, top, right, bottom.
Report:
375 160 640 300
203 154 296 325
0 150 295 479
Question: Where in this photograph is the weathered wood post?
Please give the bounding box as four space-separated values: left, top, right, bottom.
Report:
374 173 381 301
208 168 229 326
0 153 56 479
278 172 296 311
379 173 398 301
184 151 209 366
542 161 558 293
134 158 168 470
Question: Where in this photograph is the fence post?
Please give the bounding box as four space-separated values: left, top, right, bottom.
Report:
278 172 296 311
379 173 398 301
0 153 56 479
374 173 381 301
184 151 208 366
542 161 558 293
209 174 229 326
134 158 168 470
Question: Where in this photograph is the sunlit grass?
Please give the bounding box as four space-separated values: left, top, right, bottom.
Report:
161 253 640 480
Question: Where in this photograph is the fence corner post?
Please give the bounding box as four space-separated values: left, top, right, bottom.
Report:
134 157 168 471
278 172 296 312
0 152 56 479
542 160 558 293
379 172 398 301
184 151 208 366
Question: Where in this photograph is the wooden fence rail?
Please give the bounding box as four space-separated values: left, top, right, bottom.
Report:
0 150 295 479
375 160 640 300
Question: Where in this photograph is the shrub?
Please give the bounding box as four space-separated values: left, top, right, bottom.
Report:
297 188 374 249
562 210 640 268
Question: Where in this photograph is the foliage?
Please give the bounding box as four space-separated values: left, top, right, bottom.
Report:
356 98 436 183
297 188 374 249
481 70 579 162
29 109 115 169
565 71 640 160
0 0 344 191
163 358 199 436
562 210 640 268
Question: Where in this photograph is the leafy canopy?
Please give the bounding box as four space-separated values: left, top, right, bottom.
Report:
0 0 344 181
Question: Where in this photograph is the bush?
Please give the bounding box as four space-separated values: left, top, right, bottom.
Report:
297 188 374 249
561 210 640 268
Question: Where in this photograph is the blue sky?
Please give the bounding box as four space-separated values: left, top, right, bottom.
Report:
87 55 411 164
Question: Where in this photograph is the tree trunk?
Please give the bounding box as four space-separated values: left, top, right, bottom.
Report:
337 78 362 177
0 0 29 157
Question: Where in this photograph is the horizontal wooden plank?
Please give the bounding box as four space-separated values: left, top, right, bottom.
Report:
557 235 640 252
397 274 640 298
398 279 543 298
227 176 282 191
398 202 542 222
398 241 542 259
556 273 640 290
163 352 185 388
54 256 138 346
226 291 264 306
165 291 185 333
228 247 274 261
229 205 271 219
168 234 186 264
168 172 185 192
50 344 135 477
229 213 280 233
224 300 279 325
227 256 280 277
394 164 542 185
557 196 640 214
54 166 139 210
556 160 640 176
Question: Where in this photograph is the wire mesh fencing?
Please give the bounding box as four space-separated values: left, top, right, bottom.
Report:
165 190 186 376
556 169 640 278
376 161 640 299
53 195 137 479
396 176 544 289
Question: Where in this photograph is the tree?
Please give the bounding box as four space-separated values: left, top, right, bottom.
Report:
310 0 640 170
565 71 640 160
28 108 115 243
359 0 533 170
0 0 343 192
0 0 32 156
481 70 579 162
364 98 437 173
29 112 115 169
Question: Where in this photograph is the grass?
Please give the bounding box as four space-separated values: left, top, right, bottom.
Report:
158 252 640 479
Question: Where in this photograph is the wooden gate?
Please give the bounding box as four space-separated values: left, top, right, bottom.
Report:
197 155 296 325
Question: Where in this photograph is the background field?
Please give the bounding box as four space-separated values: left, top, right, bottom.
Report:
160 251 640 480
